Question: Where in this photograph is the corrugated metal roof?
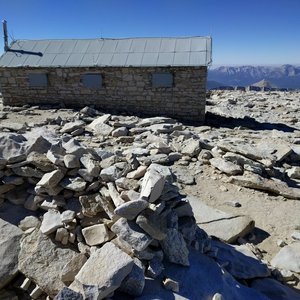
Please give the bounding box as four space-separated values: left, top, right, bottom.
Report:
0 36 212 68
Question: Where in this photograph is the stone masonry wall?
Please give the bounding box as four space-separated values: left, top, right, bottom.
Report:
0 66 207 122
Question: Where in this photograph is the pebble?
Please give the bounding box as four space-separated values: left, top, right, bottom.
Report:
163 278 179 293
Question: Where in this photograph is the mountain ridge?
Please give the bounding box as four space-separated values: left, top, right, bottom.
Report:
208 64 300 89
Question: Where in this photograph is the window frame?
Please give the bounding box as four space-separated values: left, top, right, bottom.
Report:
28 73 48 88
81 73 103 89
151 72 174 88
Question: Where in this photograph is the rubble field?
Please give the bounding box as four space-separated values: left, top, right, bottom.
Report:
0 90 300 300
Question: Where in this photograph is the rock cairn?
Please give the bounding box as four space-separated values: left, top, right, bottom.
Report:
0 112 211 299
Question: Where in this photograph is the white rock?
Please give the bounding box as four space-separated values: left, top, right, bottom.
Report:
114 199 149 220
40 210 63 235
79 193 104 217
111 127 128 137
82 224 111 246
61 253 87 284
100 165 121 182
0 218 23 289
19 216 41 231
286 166 300 179
127 165 148 179
46 144 65 167
120 190 140 202
86 114 111 131
111 218 153 251
72 242 133 299
291 231 300 241
60 177 86 192
188 196 254 243
107 182 125 207
92 122 114 136
140 168 165 203
60 120 85 134
63 154 80 168
61 210 76 223
212 293 224 300
55 228 69 243
37 169 64 188
271 242 300 273
80 154 100 177
163 278 179 293
181 138 201 157
62 138 87 156
19 228 81 298
210 157 243 175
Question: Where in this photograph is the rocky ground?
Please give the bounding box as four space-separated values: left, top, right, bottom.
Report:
0 90 300 299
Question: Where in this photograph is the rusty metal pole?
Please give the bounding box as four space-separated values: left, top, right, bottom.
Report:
2 20 8 51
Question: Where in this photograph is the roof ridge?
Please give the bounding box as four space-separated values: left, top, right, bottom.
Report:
11 36 211 42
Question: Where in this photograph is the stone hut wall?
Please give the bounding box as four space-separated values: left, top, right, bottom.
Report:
0 66 207 122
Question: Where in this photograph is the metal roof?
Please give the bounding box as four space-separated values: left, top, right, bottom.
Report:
0 36 212 68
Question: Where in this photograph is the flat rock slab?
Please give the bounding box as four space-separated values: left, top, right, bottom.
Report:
251 278 300 300
86 114 111 131
210 157 243 175
114 199 149 220
218 138 292 163
271 242 300 273
0 122 26 131
82 224 111 246
188 196 254 243
60 121 85 134
91 122 113 136
230 173 300 200
256 139 292 162
0 218 23 289
18 228 81 298
72 242 133 299
37 169 64 188
210 240 270 279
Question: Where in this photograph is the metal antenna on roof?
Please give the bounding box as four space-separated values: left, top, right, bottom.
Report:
2 20 9 51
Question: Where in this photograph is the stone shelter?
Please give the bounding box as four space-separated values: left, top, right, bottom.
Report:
0 36 212 122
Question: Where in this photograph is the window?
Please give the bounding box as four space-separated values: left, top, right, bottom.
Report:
152 73 173 88
28 73 48 87
81 74 102 89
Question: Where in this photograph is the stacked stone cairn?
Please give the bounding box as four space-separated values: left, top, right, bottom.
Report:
0 119 210 299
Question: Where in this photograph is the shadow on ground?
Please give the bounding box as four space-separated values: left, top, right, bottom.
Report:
205 112 299 132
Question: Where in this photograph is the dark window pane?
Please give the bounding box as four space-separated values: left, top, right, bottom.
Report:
82 74 102 89
29 73 48 87
152 73 173 87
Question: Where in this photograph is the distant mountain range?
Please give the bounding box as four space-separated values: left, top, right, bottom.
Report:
207 64 300 89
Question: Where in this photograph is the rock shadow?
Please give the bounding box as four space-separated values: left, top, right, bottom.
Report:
0 202 39 226
246 227 271 245
205 112 299 133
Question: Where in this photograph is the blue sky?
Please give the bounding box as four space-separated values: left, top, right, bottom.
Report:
0 0 299 65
